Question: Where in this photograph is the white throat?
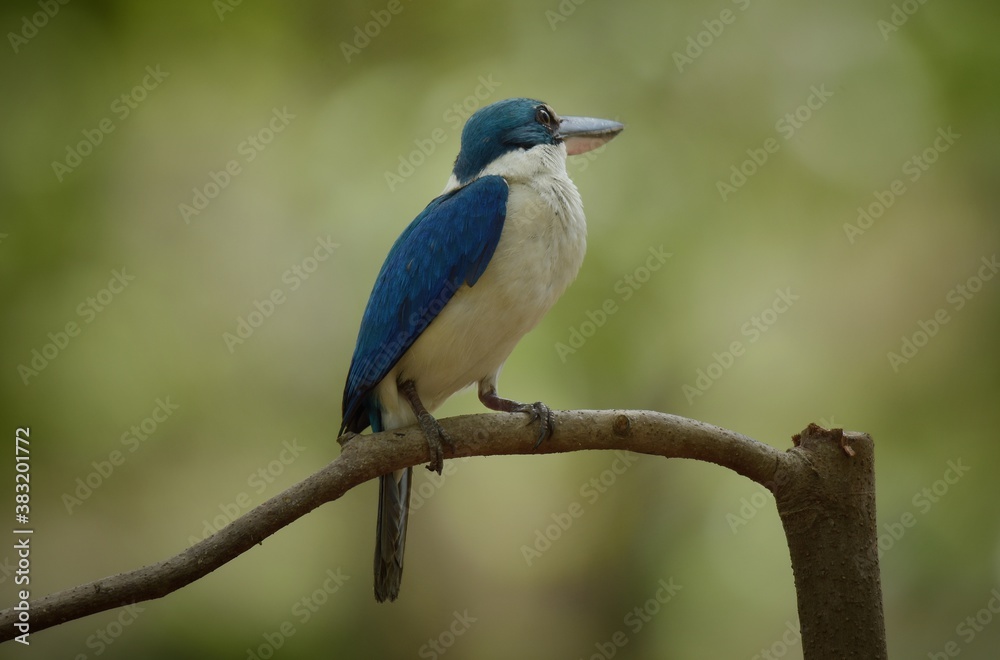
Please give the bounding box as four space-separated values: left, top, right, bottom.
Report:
441 143 571 195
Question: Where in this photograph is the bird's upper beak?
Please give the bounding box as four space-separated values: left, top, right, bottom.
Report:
555 115 625 156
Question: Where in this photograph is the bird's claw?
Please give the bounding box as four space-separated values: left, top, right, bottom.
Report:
417 414 453 474
513 401 554 449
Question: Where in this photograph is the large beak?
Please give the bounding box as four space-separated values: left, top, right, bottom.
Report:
555 115 624 156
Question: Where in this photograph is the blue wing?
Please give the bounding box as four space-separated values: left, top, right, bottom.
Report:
341 175 509 434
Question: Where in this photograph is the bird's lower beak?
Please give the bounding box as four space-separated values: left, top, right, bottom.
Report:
555 115 625 156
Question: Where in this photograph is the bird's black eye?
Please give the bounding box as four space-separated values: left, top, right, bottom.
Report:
536 106 555 128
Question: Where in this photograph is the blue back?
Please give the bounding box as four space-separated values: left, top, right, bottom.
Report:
341 175 509 433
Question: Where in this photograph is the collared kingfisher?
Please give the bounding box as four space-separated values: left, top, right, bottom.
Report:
340 97 623 602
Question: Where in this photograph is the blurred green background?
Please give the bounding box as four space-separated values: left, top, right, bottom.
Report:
2 0 999 658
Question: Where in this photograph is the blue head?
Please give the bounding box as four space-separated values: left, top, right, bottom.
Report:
452 98 624 184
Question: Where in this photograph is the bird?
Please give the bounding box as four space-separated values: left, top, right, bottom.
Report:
340 97 623 602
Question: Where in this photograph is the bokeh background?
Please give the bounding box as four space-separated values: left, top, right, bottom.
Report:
2 0 999 658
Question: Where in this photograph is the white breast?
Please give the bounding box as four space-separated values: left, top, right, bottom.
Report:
376 144 587 427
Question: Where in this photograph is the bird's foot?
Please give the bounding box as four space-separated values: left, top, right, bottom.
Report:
512 400 554 449
478 386 554 449
416 410 453 474
399 379 453 474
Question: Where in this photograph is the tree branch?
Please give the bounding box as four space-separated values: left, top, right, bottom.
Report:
778 424 887 659
0 410 884 659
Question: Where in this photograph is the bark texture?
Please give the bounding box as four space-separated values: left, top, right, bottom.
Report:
0 411 886 658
